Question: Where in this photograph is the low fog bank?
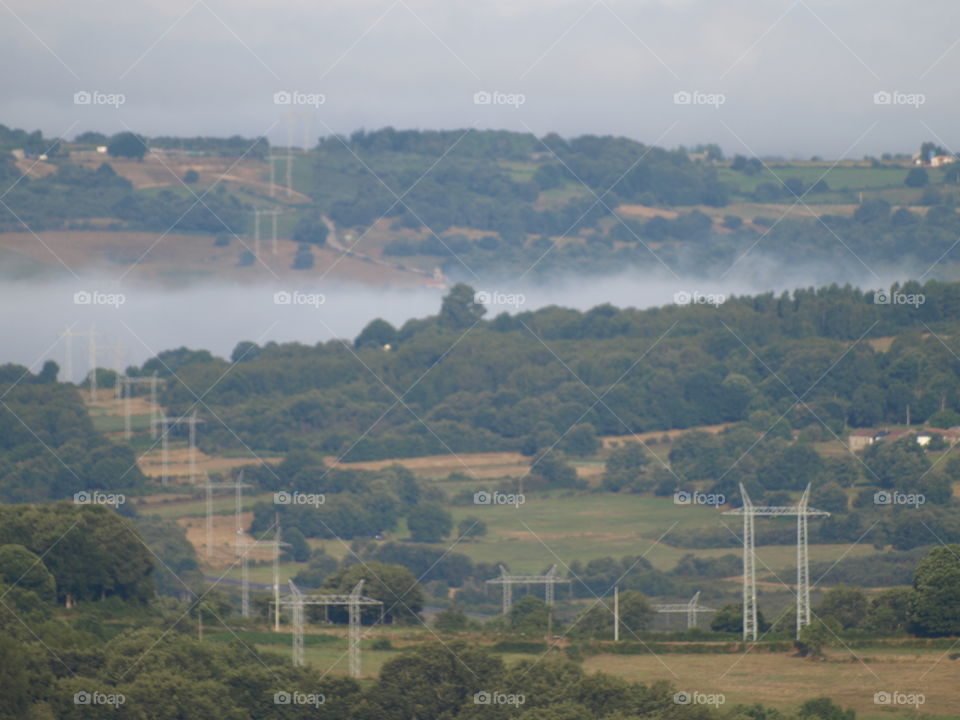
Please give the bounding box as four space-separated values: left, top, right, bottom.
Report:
1 267 904 382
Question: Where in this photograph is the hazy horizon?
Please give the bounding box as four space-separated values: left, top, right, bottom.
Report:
3 0 958 158
1 265 908 382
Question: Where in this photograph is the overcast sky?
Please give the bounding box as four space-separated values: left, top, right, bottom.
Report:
2 0 958 158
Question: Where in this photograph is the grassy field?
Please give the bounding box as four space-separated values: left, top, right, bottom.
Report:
717 164 916 194
204 625 960 717
585 645 960 718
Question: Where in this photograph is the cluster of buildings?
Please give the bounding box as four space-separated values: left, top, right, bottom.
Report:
848 427 960 452
912 153 957 168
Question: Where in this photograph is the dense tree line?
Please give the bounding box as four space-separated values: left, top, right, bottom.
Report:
149 280 960 464
303 128 728 247
247 453 431 540
0 362 146 502
0 155 248 233
0 504 154 605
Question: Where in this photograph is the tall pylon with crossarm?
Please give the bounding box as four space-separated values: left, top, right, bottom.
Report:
724 483 829 641
654 591 716 629
486 565 570 613
277 580 382 676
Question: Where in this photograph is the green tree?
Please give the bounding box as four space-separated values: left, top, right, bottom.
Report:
507 594 550 635
107 131 147 160
360 642 503 720
575 590 654 638
229 341 262 363
434 604 469 632
406 503 452 543
909 544 960 636
35 360 59 384
292 243 314 269
291 548 339 589
823 456 860 488
439 283 485 330
0 544 55 600
814 586 867 630
798 696 856 720
324 561 424 623
710 603 769 633
280 526 310 562
602 441 650 491
560 423 599 457
795 618 839 659
355 318 398 350
811 482 849 514
530 450 580 489
864 587 913 633
291 215 329 246
457 517 487 540
863 437 930 490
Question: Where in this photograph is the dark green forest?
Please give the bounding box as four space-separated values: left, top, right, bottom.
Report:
147 280 960 461
1 503 958 718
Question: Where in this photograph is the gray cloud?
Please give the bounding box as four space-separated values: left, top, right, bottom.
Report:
1 0 958 156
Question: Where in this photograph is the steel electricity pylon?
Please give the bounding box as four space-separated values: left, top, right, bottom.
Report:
486 564 570 613
118 373 160 439
654 591 716 629
199 472 251 558
253 208 280 257
277 580 382 677
724 483 830 640
152 412 203 486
